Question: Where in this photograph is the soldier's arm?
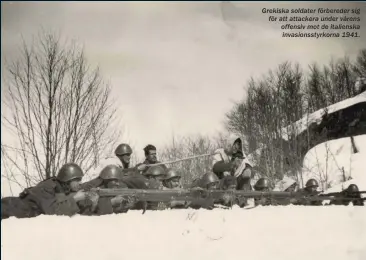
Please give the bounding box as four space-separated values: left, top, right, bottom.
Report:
28 187 80 216
80 177 104 190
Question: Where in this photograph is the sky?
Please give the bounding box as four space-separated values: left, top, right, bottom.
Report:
1 1 366 195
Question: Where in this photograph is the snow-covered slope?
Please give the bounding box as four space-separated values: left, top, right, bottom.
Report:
302 135 366 191
282 91 366 141
2 207 366 260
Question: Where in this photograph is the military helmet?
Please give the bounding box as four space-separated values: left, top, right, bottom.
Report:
164 169 181 180
57 163 84 183
114 143 133 156
346 184 359 193
305 178 319 188
145 165 166 177
254 178 269 189
99 165 122 180
200 172 219 187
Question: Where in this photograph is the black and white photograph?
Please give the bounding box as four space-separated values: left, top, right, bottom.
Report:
1 1 366 260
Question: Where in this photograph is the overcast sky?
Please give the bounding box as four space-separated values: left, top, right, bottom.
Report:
1 2 366 194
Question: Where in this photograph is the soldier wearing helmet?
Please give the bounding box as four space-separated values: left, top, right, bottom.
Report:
197 172 220 190
186 172 219 210
304 179 319 193
81 143 138 190
144 165 167 190
254 178 271 192
253 177 274 206
162 169 182 189
1 163 103 219
294 178 322 206
329 184 364 206
136 144 168 173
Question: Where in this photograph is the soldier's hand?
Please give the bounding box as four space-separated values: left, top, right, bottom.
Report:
111 195 126 207
125 196 137 208
222 193 234 205
85 191 99 211
73 190 87 202
137 164 148 171
231 158 243 171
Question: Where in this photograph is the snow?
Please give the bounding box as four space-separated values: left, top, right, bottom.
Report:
282 91 366 141
2 206 366 260
2 95 366 260
302 135 366 191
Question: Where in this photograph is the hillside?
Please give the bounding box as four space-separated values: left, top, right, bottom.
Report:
302 135 366 191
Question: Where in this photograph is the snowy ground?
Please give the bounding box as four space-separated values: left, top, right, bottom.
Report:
302 135 366 191
2 206 366 260
2 124 366 259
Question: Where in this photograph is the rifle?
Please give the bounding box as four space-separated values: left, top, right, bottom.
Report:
89 188 366 203
321 191 366 197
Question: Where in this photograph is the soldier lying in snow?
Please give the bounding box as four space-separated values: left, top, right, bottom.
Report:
1 163 112 219
81 165 138 213
328 184 364 206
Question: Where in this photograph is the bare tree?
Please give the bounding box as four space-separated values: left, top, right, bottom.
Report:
1 31 121 189
159 134 228 187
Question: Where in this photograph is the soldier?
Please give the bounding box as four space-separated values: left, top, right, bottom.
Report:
253 178 273 206
136 144 168 173
296 179 323 206
82 143 137 188
1 163 101 219
144 165 166 189
141 165 167 210
329 184 365 206
160 169 188 209
162 169 182 189
212 136 253 192
196 172 220 190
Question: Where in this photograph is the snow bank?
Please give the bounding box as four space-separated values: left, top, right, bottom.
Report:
2 207 366 260
282 91 366 141
302 135 366 190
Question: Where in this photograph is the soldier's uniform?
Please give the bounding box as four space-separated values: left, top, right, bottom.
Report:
87 144 134 180
295 179 323 206
81 165 136 214
212 137 253 192
138 165 166 210
187 172 220 210
1 163 107 219
159 169 188 209
329 184 364 206
253 178 274 206
135 145 168 174
83 143 141 189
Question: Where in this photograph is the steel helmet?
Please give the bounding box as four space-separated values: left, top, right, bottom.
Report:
305 179 319 188
99 165 122 180
254 178 270 189
346 184 359 193
114 143 133 156
164 169 181 180
145 165 166 177
56 163 84 183
200 172 219 187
